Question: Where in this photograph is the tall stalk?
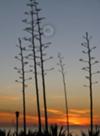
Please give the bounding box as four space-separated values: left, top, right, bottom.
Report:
23 0 42 131
22 0 52 132
33 0 53 132
80 32 100 135
15 38 27 135
86 33 93 135
35 3 48 131
58 53 70 136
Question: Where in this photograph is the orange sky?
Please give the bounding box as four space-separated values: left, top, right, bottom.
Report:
0 108 100 127
0 94 100 127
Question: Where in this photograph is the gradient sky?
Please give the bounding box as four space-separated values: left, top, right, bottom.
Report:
0 0 100 126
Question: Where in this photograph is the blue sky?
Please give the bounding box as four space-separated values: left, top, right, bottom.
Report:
0 0 100 125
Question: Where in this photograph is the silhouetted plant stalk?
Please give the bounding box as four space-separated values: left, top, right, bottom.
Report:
57 53 70 136
22 0 53 132
14 38 32 135
22 0 42 132
34 0 53 132
80 32 100 136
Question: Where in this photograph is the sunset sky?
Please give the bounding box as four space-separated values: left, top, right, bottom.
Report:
0 0 100 127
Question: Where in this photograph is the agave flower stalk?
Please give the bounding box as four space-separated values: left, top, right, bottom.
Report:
15 38 27 135
57 53 70 136
80 32 100 136
22 0 42 132
34 0 53 132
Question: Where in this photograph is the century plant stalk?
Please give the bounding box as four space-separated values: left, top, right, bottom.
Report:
80 32 100 135
19 39 26 136
23 0 42 132
30 2 41 132
58 53 70 136
86 32 93 135
23 0 52 132
34 1 48 132
15 38 27 135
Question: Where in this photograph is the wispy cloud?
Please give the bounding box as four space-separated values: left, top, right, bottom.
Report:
0 95 18 101
47 108 63 115
69 109 89 114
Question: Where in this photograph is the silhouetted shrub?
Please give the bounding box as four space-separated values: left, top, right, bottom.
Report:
81 126 100 136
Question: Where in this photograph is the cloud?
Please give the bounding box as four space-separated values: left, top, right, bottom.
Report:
0 95 18 101
47 108 63 115
69 109 89 114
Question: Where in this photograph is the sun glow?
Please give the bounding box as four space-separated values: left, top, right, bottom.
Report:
0 108 99 126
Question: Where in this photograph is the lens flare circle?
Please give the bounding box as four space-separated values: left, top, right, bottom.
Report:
43 24 55 38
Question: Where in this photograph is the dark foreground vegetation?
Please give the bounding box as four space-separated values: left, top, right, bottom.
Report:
0 125 100 136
